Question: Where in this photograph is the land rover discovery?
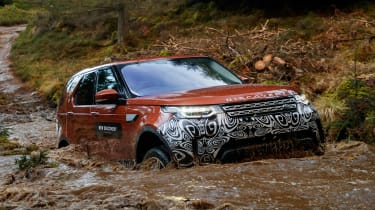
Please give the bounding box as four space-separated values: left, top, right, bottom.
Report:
56 56 325 168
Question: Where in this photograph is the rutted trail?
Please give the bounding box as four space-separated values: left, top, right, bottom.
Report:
0 25 25 94
0 25 55 148
0 25 374 209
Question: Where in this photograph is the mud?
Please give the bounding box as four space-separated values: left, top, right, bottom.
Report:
1 26 375 209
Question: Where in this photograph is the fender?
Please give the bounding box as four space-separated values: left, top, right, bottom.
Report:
134 125 172 162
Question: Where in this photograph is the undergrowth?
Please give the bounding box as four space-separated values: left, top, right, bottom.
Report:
0 128 22 155
0 4 30 26
334 79 375 143
0 127 40 155
1 126 55 169
15 150 48 170
317 77 375 144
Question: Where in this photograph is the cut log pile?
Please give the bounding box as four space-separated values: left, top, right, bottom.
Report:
153 21 326 86
151 16 373 96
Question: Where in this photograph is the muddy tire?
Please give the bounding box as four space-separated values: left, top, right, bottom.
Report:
311 120 325 156
313 143 325 156
141 146 170 170
57 124 69 148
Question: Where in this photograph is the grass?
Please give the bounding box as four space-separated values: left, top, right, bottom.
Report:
5 1 375 143
15 150 48 170
0 128 22 155
0 4 30 26
15 150 60 170
0 127 40 156
314 93 347 126
10 26 107 105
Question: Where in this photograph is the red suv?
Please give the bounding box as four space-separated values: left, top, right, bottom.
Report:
56 56 324 168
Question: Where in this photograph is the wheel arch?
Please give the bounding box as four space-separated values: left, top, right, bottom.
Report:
58 137 70 148
56 120 70 148
135 126 171 164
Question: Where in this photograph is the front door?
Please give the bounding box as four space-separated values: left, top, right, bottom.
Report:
90 67 128 160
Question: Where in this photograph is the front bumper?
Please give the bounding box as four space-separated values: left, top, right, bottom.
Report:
158 103 323 166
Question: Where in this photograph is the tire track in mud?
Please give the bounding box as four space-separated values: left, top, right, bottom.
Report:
0 25 374 209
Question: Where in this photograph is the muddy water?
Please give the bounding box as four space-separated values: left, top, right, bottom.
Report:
1 26 375 209
1 142 374 209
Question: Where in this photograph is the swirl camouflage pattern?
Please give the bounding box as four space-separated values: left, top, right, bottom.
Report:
158 101 322 166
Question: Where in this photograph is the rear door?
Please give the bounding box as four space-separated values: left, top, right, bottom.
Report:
56 74 81 145
67 71 96 148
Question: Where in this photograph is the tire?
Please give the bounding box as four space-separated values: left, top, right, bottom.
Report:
313 121 326 156
58 139 70 148
57 124 69 148
141 146 170 170
313 143 325 156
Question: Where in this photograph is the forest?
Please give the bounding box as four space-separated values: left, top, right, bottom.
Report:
0 0 374 143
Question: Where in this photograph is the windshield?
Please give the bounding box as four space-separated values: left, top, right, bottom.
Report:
120 57 242 96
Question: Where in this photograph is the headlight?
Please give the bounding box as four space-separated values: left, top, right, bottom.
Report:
294 94 310 105
162 105 222 118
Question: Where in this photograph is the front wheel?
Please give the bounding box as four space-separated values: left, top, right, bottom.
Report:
313 143 325 156
140 146 170 170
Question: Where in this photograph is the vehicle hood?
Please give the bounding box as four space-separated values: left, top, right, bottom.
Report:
126 84 298 106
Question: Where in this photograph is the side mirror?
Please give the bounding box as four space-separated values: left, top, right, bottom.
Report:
95 89 120 104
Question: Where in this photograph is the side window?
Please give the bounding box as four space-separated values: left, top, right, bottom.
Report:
97 68 119 92
74 72 96 105
67 75 81 93
59 75 81 106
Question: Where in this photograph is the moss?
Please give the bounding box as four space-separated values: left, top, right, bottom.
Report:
159 49 171 56
261 80 288 85
47 162 59 168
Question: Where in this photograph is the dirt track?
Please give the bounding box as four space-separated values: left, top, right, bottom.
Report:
1 25 375 209
0 25 56 148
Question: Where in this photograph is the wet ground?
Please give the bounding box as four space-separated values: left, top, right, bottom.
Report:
1 26 375 209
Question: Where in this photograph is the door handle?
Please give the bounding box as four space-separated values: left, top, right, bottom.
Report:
67 112 74 116
91 112 99 116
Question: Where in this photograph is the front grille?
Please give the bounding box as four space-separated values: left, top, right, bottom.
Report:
218 130 316 163
221 97 297 117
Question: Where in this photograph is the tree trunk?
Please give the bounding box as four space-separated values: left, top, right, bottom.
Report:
117 1 129 45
